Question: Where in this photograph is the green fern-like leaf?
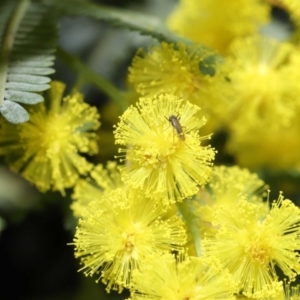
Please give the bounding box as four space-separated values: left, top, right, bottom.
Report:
44 0 219 77
0 0 58 124
42 0 184 44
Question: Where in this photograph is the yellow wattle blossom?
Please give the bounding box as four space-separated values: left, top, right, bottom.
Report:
283 283 300 300
0 81 100 194
227 35 300 129
114 94 216 204
167 0 270 54
192 166 268 235
226 46 300 171
129 253 236 300
73 188 187 292
71 161 122 217
235 284 300 299
202 194 300 299
266 282 300 300
128 42 232 130
237 281 300 299
226 119 300 172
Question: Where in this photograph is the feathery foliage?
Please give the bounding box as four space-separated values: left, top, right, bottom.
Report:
43 0 180 43
0 0 58 124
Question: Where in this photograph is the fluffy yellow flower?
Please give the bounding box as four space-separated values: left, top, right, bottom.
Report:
193 166 268 235
283 283 300 300
167 0 270 54
128 42 232 129
235 282 300 299
114 94 216 204
226 42 300 171
0 81 100 194
226 119 300 172
266 281 300 300
71 161 122 217
202 194 300 299
73 188 187 292
227 35 300 129
129 253 236 300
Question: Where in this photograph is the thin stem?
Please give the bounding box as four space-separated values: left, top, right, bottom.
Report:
176 201 202 257
57 47 128 112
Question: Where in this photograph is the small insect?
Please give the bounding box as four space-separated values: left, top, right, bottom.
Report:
166 115 185 141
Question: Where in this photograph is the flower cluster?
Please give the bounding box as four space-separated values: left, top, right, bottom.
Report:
3 1 300 299
68 2 300 298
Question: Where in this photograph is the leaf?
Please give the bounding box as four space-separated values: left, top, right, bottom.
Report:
0 100 29 123
0 0 58 124
42 0 185 44
44 0 220 76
